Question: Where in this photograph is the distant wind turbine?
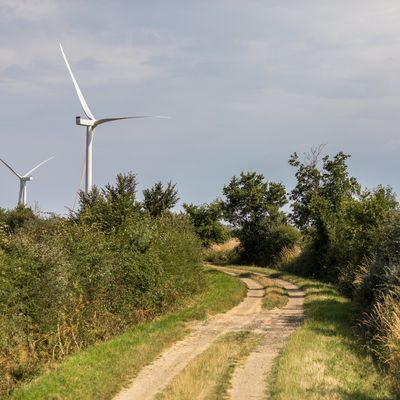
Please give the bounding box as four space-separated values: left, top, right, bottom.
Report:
0 157 54 206
60 43 169 194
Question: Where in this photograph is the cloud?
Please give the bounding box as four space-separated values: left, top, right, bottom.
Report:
1 1 400 212
0 0 59 21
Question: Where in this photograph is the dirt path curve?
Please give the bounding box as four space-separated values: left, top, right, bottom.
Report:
113 267 304 400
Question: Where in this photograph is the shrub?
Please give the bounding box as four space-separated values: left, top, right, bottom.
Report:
0 180 204 395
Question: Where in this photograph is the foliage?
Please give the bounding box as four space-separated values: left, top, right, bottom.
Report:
288 150 397 286
143 181 179 218
0 176 204 396
353 212 400 391
3 205 38 233
222 171 297 265
72 172 141 231
289 150 360 231
7 270 246 400
183 201 229 246
222 171 287 227
287 148 400 389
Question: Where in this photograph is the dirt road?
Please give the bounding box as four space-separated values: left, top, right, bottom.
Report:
113 267 304 400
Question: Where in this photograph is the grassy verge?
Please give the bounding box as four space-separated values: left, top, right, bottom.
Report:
8 270 246 400
155 331 261 400
222 265 395 400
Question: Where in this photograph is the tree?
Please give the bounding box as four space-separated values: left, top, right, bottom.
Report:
289 149 398 286
289 150 359 231
183 201 228 246
222 172 287 228
142 181 179 218
74 172 141 231
222 171 291 265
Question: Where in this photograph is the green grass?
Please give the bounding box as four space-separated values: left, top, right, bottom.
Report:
155 331 261 400
222 265 395 400
7 270 246 400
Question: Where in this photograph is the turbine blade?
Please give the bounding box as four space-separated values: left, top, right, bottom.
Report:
23 156 54 177
60 43 95 120
0 158 21 178
95 115 171 126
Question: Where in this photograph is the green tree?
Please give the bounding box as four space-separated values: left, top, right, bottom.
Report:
74 172 141 231
222 171 291 265
289 150 360 231
289 149 398 286
222 172 286 227
142 181 179 218
183 201 228 246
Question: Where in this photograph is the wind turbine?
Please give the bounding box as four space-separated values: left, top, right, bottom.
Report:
60 43 169 194
0 157 54 206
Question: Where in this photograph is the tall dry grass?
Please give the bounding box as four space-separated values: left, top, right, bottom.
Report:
364 292 400 392
274 245 302 270
203 238 240 264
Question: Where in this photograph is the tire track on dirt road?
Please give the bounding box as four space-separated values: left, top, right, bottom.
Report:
113 267 304 400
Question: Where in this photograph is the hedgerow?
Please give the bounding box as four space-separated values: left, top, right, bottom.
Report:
0 175 203 395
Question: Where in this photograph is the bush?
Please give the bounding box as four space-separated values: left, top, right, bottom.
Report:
352 212 400 391
0 184 204 395
237 220 301 266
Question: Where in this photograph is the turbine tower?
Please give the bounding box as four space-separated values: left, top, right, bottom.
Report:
0 157 54 206
60 44 168 194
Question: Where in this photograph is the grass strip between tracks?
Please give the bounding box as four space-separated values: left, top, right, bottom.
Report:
252 275 289 310
8 269 246 400
222 265 395 400
155 331 261 400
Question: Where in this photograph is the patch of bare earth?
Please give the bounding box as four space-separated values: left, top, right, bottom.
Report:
113 267 304 400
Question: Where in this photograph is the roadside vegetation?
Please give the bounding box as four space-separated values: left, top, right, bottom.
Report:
0 173 204 396
7 269 245 400
196 147 399 395
1 146 400 398
225 265 394 399
203 238 240 264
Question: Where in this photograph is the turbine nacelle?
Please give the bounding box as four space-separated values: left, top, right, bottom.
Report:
21 176 33 182
76 116 95 127
60 43 169 194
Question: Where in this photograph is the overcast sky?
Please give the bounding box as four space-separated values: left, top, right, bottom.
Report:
1 0 400 214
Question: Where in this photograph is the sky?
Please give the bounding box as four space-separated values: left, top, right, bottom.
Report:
1 0 400 214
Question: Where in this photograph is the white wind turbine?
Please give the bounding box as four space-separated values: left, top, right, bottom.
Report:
60 44 169 194
0 157 54 206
